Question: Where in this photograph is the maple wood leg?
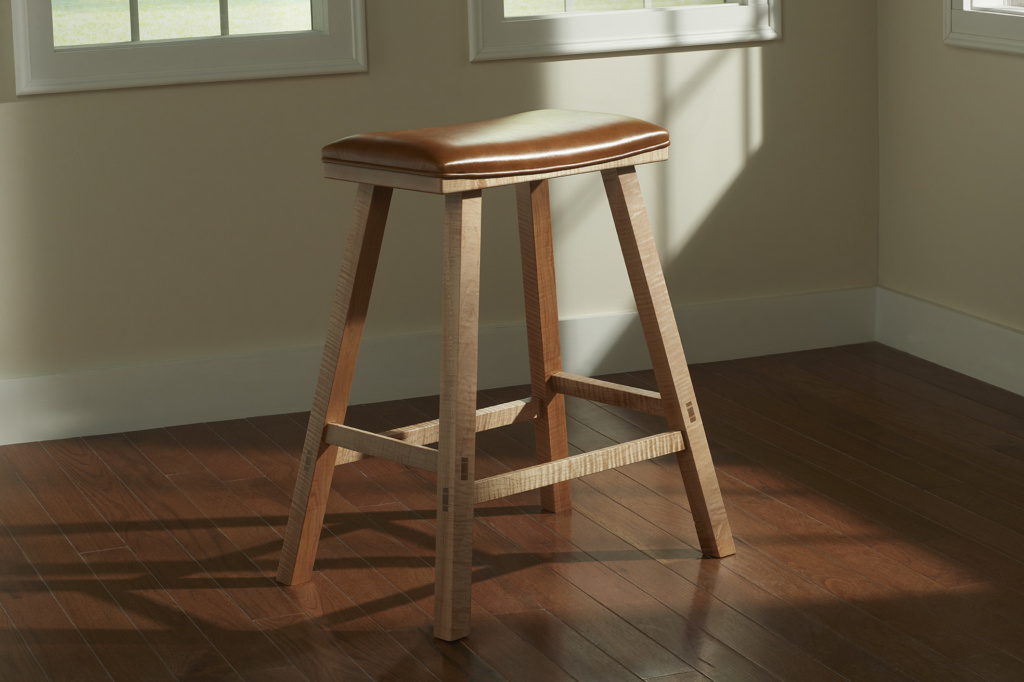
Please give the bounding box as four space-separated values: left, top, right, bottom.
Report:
434 190 483 641
517 180 571 513
277 184 394 585
601 167 735 558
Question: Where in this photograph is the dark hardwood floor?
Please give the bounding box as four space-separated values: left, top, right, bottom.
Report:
3 342 1024 681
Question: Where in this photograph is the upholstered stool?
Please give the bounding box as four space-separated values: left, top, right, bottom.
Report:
277 109 735 641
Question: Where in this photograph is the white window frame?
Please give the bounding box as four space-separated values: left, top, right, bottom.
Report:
944 0 1024 55
11 0 366 95
468 0 781 62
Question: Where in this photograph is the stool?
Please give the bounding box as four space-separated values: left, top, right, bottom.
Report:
277 109 735 641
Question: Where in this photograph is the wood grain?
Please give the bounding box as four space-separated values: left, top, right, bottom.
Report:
602 165 734 559
517 179 572 513
495 609 638 682
842 342 1024 419
164 422 261 481
386 626 506 682
377 399 537 446
254 612 372 682
0 603 47 682
287 573 438 682
492 487 841 682
569 480 902 681
32 437 288 677
433 190 483 641
125 427 206 476
0 454 111 682
569 480 909 681
166 467 284 579
4 343 1024 680
82 546 241 681
474 431 684 504
0 447 177 682
278 183 393 586
470 522 693 679
833 345 1024 442
326 423 439 471
85 433 301 622
1 441 123 554
550 371 663 414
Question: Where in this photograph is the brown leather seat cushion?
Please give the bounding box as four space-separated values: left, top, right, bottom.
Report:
322 109 669 180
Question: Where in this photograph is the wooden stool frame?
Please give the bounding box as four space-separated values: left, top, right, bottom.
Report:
277 150 735 641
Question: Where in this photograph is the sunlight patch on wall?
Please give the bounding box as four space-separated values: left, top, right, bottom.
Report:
659 46 763 258
531 46 764 319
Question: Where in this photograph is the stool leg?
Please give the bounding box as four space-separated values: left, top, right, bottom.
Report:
516 180 571 513
434 190 483 641
601 167 735 558
277 184 394 586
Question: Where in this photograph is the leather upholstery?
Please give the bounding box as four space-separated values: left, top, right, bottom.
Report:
322 109 669 180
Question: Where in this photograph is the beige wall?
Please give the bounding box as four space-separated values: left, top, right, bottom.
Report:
0 0 878 381
879 0 1024 333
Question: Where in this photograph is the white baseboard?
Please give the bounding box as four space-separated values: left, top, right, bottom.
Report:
0 287 877 446
875 288 1024 398
0 348 322 448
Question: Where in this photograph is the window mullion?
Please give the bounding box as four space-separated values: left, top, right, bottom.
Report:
220 0 230 36
129 0 140 42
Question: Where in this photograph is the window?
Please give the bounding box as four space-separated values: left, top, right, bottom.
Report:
504 1 734 19
11 0 366 95
469 0 781 62
944 0 1024 55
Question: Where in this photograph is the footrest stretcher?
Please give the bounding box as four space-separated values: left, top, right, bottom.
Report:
474 430 684 503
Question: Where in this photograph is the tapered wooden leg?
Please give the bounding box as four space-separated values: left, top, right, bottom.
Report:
277 184 393 586
602 167 735 558
517 180 571 513
434 190 483 641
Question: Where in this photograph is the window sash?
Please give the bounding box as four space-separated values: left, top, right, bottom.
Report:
11 0 366 95
504 1 737 18
970 0 1024 15
469 0 781 61
945 0 1024 54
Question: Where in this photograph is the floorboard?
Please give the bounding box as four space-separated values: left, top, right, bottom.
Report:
1 343 1022 680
